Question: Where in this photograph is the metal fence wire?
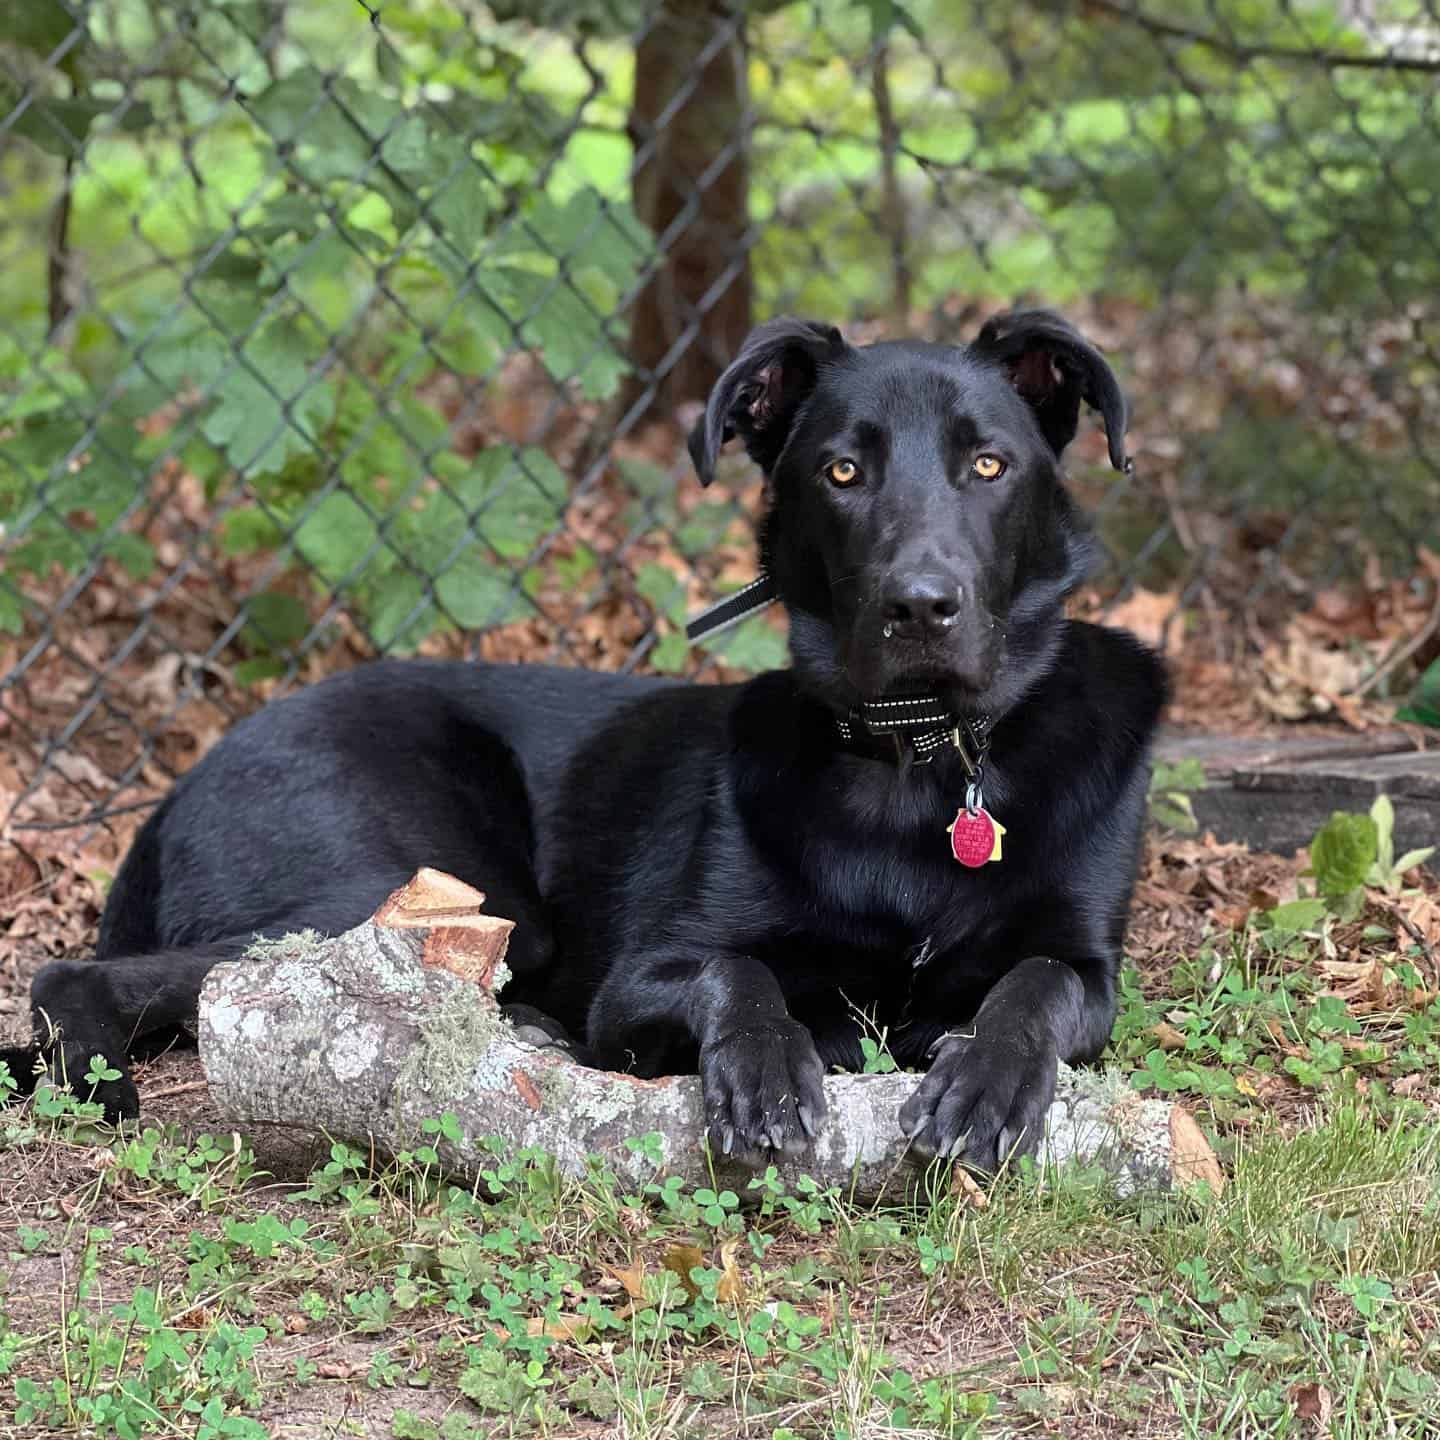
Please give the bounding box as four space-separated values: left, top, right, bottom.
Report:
2 0 1439 833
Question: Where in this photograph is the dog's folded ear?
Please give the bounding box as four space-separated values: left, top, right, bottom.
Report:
972 310 1130 473
689 318 848 485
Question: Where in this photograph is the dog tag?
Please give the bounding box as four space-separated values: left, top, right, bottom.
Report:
948 806 1005 867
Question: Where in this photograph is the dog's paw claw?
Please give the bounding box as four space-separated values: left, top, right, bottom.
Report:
701 1019 827 1162
900 1034 1057 1174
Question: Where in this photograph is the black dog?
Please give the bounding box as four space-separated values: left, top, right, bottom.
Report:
2 310 1165 1172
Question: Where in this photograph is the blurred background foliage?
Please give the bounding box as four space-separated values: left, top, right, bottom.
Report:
2 0 1439 812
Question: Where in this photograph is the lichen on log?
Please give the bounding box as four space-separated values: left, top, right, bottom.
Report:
198 870 1221 1203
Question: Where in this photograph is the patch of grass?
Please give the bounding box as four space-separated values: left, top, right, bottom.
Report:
3 809 1438 1435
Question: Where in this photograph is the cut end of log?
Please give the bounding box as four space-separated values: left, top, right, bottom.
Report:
374 868 514 991
374 867 488 924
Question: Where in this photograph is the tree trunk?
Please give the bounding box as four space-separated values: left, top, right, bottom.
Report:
197 870 1222 1205
620 0 753 422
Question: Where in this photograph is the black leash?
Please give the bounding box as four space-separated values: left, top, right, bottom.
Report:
684 574 779 643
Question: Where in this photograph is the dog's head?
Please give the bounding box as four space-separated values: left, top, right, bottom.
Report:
689 309 1129 717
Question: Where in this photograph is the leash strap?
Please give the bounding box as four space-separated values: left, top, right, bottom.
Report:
684 574 779 642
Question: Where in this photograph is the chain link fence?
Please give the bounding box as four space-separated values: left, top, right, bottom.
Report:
3 0 1439 834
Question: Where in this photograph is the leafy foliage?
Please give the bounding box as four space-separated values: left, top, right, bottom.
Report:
1310 810 1381 909
2 0 1435 695
1 0 650 663
1398 658 1440 729
1306 796 1435 918
1148 757 1207 834
755 0 1439 317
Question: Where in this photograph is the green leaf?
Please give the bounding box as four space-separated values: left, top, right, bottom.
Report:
376 34 408 91
1150 793 1199 834
428 447 566 559
429 164 493 254
9 0 83 56
1310 811 1379 899
241 591 308 655
201 325 335 477
1371 794 1395 873
635 564 687 624
0 586 23 635
1396 701 1440 728
251 70 384 180
220 507 283 556
101 533 154 580
233 657 285 686
369 572 435 652
434 553 525 629
650 631 690 674
509 273 629 400
292 491 378 586
675 503 737 558
1393 847 1436 877
857 0 924 42
616 459 674 501
1265 899 1328 933
4 92 156 157
392 1411 440 1440
1151 758 1208 794
1397 658 1440 728
705 616 788 674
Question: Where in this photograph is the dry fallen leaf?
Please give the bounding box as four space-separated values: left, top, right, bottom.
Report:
1169 1108 1224 1195
661 1244 706 1301
951 1163 990 1210
1256 620 1374 726
1150 1021 1187 1051
604 1260 648 1302
1316 955 1392 1011
315 1358 364 1380
1288 1380 1333 1429
526 1313 593 1342
716 1238 746 1303
1106 588 1183 653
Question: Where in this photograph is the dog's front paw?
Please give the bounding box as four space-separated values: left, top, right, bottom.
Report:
700 1018 827 1160
899 1030 1056 1174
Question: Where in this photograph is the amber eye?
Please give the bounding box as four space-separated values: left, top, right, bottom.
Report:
972 454 1006 480
824 457 861 488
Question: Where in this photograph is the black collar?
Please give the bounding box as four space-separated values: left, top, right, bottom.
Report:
686 575 992 772
836 698 990 772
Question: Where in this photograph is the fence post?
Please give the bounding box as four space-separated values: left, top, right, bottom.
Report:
622 0 753 419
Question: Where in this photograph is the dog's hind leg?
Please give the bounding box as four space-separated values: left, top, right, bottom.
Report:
499 1003 592 1065
7 940 254 1121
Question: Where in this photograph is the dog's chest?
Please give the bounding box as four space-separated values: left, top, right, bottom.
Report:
768 839 1011 972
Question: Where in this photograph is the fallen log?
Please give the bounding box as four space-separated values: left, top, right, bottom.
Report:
198 870 1221 1204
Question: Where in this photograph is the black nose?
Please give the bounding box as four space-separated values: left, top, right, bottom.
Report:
882 574 962 637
